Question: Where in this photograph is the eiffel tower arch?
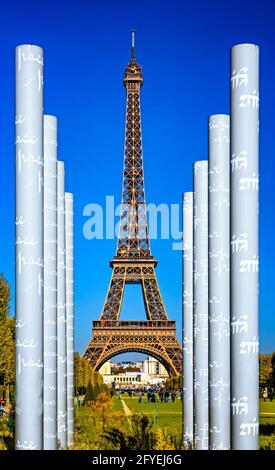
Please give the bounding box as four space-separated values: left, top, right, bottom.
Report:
84 32 182 377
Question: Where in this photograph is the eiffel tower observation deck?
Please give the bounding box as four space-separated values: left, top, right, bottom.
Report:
84 32 182 377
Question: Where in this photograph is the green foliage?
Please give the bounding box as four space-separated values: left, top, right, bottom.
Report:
82 380 97 404
259 354 273 387
102 413 182 450
128 414 155 449
0 416 14 450
165 375 182 391
102 414 154 450
271 353 275 388
154 427 176 450
72 395 128 450
74 353 103 396
0 274 15 389
260 433 275 450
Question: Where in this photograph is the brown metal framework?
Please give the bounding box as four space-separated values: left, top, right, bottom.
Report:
84 32 182 376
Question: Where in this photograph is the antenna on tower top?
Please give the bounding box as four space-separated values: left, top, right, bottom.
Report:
131 29 136 63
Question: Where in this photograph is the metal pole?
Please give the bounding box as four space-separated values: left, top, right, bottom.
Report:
57 161 67 449
65 192 74 447
182 192 193 447
15 45 44 450
230 44 259 450
208 115 230 450
193 160 208 450
43 115 58 450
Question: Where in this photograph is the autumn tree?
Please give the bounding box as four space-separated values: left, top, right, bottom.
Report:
74 354 104 396
271 352 275 388
82 380 96 405
0 274 15 400
259 354 273 387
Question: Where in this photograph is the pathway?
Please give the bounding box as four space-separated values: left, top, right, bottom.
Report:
121 399 132 417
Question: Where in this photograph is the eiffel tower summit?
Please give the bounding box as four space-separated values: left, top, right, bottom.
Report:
84 31 182 377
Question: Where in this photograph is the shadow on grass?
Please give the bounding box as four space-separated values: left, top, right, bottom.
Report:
259 422 275 436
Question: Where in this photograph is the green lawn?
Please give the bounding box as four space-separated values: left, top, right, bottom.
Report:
259 398 275 416
112 396 124 413
122 396 182 439
72 396 275 450
118 396 275 446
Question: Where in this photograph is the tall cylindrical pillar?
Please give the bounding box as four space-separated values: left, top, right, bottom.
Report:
208 115 230 450
182 192 194 447
15 45 44 450
230 44 259 450
57 161 67 449
65 193 74 447
43 115 58 450
193 160 208 450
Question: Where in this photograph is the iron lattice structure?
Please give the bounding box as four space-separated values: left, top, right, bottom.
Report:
84 33 182 377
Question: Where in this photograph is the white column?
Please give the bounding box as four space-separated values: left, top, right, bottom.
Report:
182 192 193 447
193 160 208 450
230 44 259 450
65 192 74 447
208 115 230 450
15 45 44 451
43 115 58 450
57 161 67 449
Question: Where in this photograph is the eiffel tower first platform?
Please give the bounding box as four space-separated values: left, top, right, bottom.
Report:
84 32 182 377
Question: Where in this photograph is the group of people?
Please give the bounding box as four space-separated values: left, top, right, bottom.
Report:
138 389 182 404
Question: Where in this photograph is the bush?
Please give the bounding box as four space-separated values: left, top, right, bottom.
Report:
260 434 275 450
82 380 96 405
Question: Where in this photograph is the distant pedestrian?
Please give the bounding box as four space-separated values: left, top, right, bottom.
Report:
263 387 268 402
147 391 151 403
138 392 143 404
171 391 176 403
159 391 164 403
151 393 156 403
164 390 169 404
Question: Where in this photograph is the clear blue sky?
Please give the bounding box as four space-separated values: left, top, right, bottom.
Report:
0 0 274 358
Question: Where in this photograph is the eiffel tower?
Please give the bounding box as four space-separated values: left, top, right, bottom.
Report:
84 32 182 377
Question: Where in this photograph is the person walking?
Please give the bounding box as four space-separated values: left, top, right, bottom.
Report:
164 390 169 404
138 392 143 403
263 387 268 402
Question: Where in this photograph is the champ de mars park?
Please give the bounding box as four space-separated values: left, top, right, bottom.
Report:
0 5 275 456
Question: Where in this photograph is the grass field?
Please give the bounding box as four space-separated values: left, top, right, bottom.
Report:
111 395 124 413
117 395 182 440
72 396 275 449
259 398 275 417
112 395 275 447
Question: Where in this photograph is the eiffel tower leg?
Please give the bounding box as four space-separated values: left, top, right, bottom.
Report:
141 268 167 321
100 269 125 321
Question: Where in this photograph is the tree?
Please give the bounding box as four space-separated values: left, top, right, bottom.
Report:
154 427 176 450
103 414 155 450
0 274 15 396
259 354 273 387
82 380 96 405
74 353 82 390
271 352 275 388
128 415 155 450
